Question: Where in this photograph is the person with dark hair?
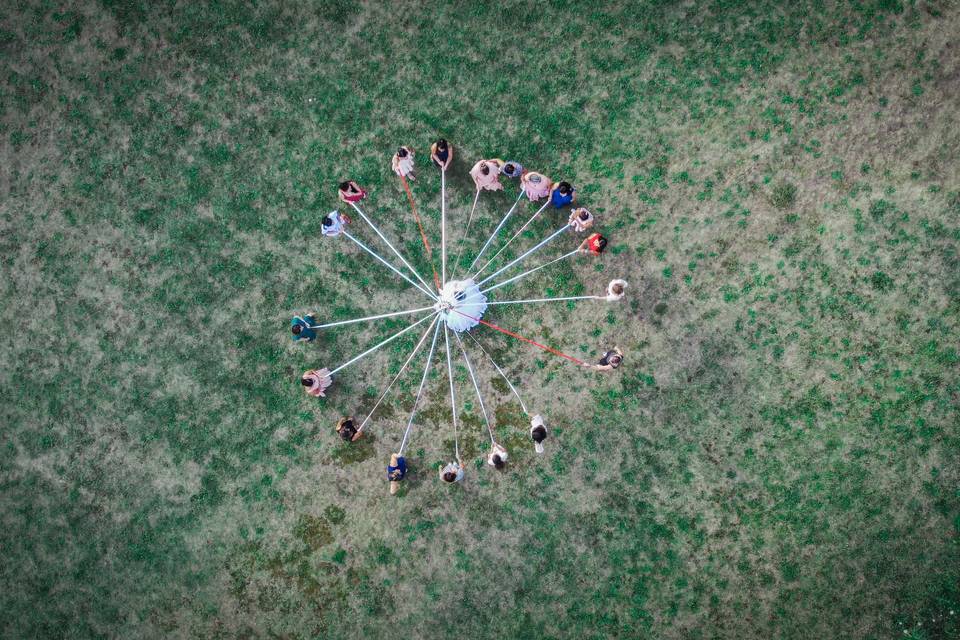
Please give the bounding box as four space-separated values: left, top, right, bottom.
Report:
291 314 318 342
301 368 332 397
588 347 624 372
391 146 416 180
335 416 362 442
579 233 608 255
501 161 523 178
549 181 575 208
439 458 464 484
568 207 594 232
337 180 366 203
520 170 553 201
470 158 504 191
430 138 453 170
530 414 548 454
387 453 407 495
487 443 508 470
321 210 350 237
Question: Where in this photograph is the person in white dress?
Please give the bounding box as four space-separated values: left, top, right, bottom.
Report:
391 146 416 180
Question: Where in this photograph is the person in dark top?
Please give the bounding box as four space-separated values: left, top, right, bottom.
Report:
430 138 453 170
550 181 575 208
387 453 407 495
336 416 362 441
589 347 624 372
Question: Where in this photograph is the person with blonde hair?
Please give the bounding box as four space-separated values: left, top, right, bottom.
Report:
470 159 504 191
301 368 332 397
520 170 553 201
391 146 416 180
387 453 407 495
335 416 362 442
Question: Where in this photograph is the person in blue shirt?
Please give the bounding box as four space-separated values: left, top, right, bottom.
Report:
291 314 318 342
550 181 575 208
387 453 407 495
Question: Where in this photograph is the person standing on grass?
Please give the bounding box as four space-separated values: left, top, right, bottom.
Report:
387 453 407 495
530 414 548 453
550 181 575 208
501 161 523 178
470 158 505 191
586 347 623 372
578 232 608 255
321 210 350 237
439 458 465 484
335 416 362 442
391 146 416 180
568 207 594 232
337 180 366 203
606 279 627 301
430 138 453 170
291 314 318 342
520 170 553 201
301 368 332 397
487 443 508 470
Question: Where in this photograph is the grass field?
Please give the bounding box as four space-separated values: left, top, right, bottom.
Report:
2 1 959 638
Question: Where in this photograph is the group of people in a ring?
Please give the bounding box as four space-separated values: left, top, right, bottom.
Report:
293 139 627 493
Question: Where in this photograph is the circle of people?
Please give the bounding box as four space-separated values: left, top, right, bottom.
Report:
290 139 626 494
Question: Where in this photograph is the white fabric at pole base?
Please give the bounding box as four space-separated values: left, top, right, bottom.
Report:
436 279 487 332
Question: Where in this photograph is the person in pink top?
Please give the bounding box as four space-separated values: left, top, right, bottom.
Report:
469 159 504 191
520 170 553 201
301 368 332 397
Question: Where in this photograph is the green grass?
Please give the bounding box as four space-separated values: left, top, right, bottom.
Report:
2 1 959 638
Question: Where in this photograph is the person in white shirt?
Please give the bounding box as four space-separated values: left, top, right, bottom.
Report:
391 146 416 180
439 459 465 483
487 443 508 470
568 207 594 232
530 415 548 454
321 210 349 237
606 279 627 301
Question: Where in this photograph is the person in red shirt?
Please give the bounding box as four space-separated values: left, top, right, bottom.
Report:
579 233 608 255
337 180 366 203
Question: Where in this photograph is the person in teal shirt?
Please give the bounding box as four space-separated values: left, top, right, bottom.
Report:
291 315 317 342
